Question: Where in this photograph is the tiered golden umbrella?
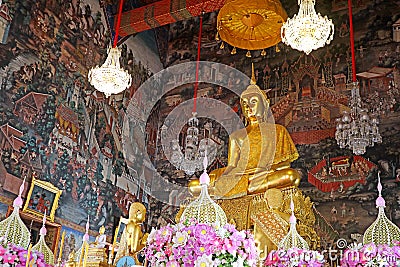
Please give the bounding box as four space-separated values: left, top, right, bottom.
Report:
216 0 287 57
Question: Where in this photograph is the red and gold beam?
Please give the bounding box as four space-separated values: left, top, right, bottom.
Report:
118 0 225 37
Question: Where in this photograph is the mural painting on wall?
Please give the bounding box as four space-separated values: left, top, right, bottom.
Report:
0 0 399 250
0 0 152 235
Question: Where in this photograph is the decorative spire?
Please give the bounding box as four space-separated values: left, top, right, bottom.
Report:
251 63 256 85
181 152 227 226
363 172 400 245
40 213 47 236
83 215 90 242
199 155 210 185
278 194 309 250
0 179 30 248
76 215 90 262
13 177 25 208
32 213 55 264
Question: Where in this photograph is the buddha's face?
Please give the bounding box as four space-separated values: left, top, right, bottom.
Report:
241 92 265 120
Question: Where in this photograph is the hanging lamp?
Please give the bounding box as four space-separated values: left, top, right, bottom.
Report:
170 15 217 176
335 0 381 155
281 0 334 55
88 0 132 97
216 0 287 55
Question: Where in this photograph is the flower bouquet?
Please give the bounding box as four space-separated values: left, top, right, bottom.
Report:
0 242 53 267
144 221 258 266
264 247 325 267
340 242 400 267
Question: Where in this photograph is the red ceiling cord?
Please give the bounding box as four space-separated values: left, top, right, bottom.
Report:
348 0 356 82
193 14 204 112
113 0 125 48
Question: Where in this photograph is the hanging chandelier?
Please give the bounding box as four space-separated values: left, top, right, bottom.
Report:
335 82 381 155
171 112 217 176
281 0 334 55
88 0 131 97
335 0 381 155
169 16 216 176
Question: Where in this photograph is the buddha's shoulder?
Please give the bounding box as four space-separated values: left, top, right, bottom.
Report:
274 124 290 134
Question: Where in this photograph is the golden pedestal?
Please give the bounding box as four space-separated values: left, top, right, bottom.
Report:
85 247 108 267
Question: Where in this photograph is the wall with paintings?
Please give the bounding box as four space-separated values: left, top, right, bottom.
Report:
0 0 156 253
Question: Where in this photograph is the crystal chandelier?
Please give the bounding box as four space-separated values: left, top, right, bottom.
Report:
335 0 381 155
169 15 216 176
87 0 131 97
88 47 132 97
335 82 381 155
171 112 216 176
281 0 334 55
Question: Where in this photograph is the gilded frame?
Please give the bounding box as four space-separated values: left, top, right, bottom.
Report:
23 177 62 222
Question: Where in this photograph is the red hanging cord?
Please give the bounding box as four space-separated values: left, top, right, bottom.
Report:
348 0 356 82
193 15 203 113
113 0 124 48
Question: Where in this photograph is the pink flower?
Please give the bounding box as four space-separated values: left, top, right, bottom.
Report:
3 253 17 264
166 260 181 267
0 246 6 256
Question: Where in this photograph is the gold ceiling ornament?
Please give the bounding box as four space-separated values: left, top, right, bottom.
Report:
217 0 288 52
281 0 334 55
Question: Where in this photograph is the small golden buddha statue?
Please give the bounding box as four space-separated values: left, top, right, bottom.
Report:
114 202 148 264
65 250 76 267
191 66 300 199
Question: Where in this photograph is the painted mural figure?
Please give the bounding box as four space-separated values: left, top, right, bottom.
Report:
202 69 301 199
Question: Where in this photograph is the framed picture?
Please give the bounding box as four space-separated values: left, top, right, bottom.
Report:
23 177 62 222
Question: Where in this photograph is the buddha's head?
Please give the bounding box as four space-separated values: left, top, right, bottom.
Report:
99 225 105 234
129 202 146 223
240 66 270 124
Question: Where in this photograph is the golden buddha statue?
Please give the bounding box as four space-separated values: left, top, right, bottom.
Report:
114 202 148 264
192 66 300 199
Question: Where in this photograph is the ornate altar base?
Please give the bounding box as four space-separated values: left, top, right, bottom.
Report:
65 248 108 267
216 187 320 253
